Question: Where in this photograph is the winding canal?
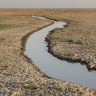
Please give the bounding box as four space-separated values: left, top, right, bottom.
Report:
24 16 96 89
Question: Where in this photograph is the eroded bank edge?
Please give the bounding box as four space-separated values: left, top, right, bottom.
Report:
21 21 54 78
45 20 96 71
20 16 95 92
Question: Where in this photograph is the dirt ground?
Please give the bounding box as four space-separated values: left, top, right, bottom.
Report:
0 9 96 96
45 9 96 70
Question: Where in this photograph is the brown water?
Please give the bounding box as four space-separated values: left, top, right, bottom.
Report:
24 16 96 89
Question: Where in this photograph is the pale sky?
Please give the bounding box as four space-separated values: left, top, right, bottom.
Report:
0 0 96 8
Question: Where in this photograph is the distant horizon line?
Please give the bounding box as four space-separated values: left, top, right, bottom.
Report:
0 8 96 9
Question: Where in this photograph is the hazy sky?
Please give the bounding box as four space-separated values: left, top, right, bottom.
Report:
0 0 96 8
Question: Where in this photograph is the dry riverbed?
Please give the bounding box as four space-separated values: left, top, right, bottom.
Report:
0 9 96 96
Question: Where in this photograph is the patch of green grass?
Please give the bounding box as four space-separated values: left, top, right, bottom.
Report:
26 80 38 89
0 36 5 40
64 26 73 31
52 29 65 39
65 21 85 31
66 37 84 44
52 32 62 39
0 17 9 21
0 24 18 30
71 86 81 93
54 84 66 90
51 20 85 41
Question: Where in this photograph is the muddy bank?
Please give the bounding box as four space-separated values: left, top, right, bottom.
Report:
21 22 54 78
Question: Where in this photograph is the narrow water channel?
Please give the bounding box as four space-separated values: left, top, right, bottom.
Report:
24 16 96 89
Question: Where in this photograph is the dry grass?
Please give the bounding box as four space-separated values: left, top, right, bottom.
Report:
0 9 96 67
41 9 96 51
41 8 96 68
0 10 51 30
0 9 96 59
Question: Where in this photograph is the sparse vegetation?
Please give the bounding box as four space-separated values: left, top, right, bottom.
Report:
0 24 18 30
88 44 96 49
66 37 84 44
2 65 8 71
0 9 96 96
54 84 67 90
26 80 38 89
0 36 5 40
73 21 85 28
71 86 81 93
52 29 66 39
45 9 96 70
52 32 62 39
0 16 9 21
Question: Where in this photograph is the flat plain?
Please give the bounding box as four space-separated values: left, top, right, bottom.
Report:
0 9 96 96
